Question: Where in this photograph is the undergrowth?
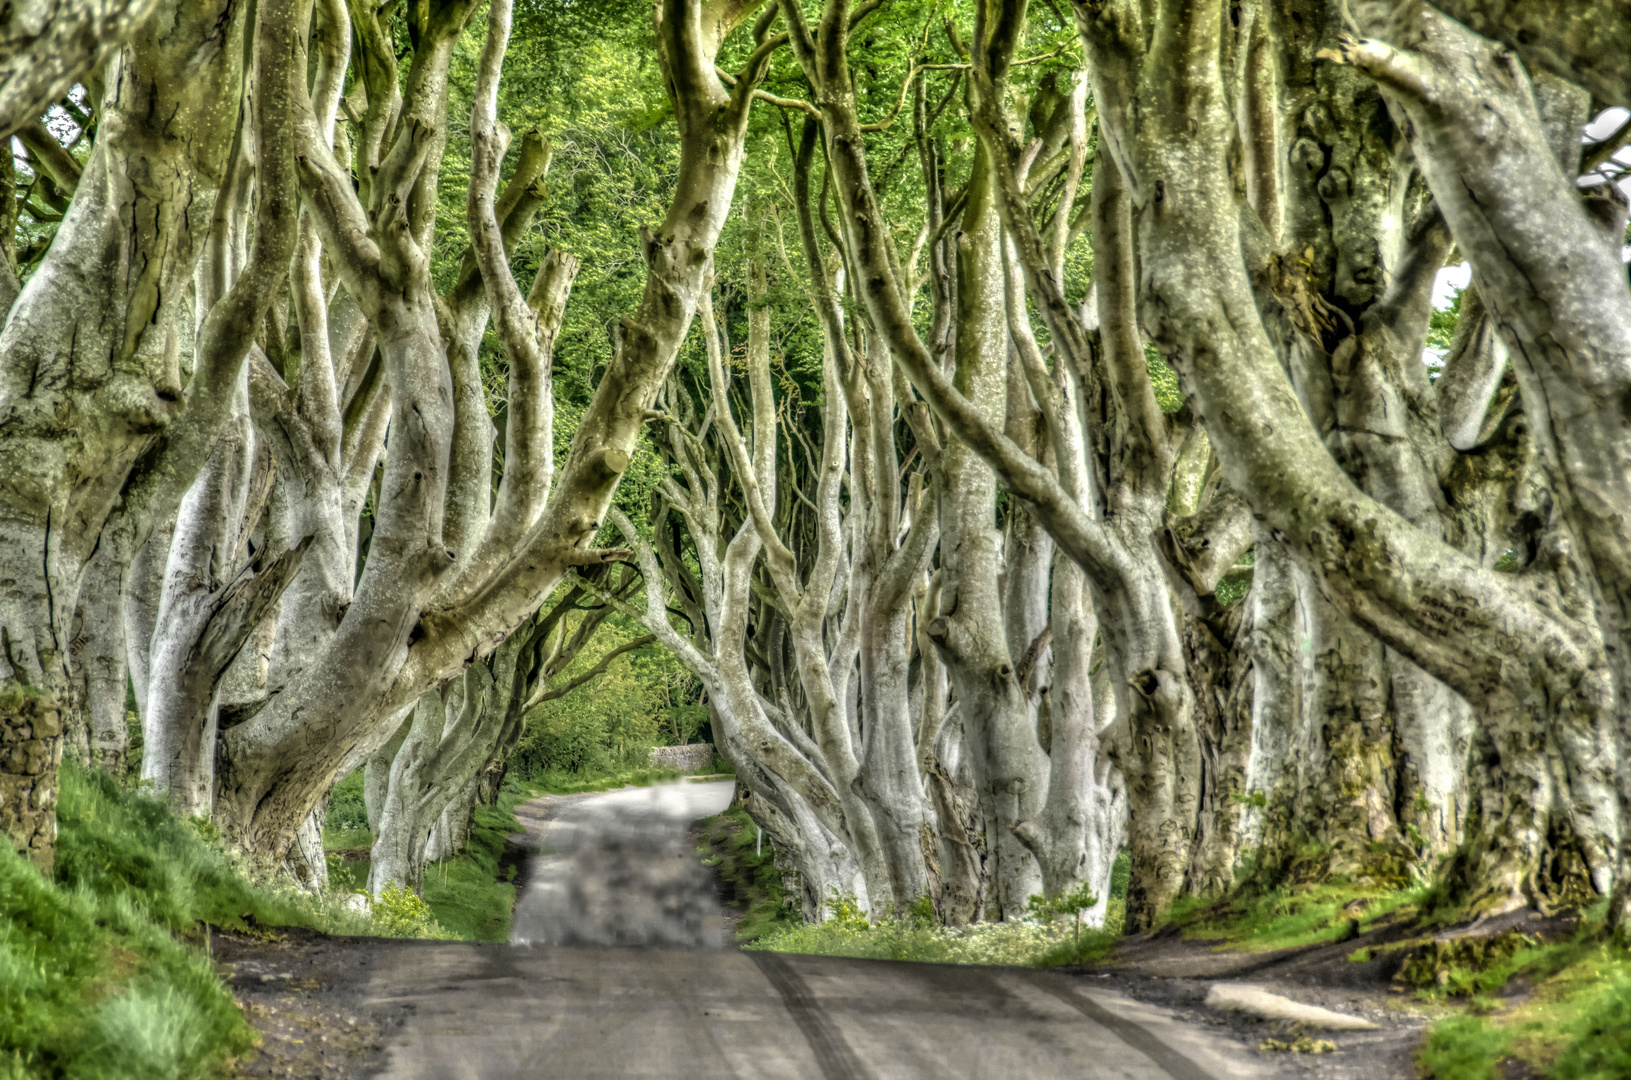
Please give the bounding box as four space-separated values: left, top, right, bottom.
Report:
1411 901 1631 1079
1160 877 1426 953
324 771 534 941
742 849 1131 967
1155 864 1631 1079
695 804 798 941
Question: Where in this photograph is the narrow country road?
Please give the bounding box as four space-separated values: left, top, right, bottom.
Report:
360 781 1278 1080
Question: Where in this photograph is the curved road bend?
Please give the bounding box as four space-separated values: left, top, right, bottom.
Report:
364 780 1278 1080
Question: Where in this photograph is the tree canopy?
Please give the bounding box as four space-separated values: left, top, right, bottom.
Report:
0 0 1628 945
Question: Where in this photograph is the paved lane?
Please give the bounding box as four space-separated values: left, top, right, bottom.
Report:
364 781 1274 1079
364 945 1269 1079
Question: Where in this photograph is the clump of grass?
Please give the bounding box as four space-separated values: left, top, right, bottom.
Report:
1418 1015 1511 1080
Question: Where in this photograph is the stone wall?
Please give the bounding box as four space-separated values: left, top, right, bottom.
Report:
0 684 62 871
649 743 716 774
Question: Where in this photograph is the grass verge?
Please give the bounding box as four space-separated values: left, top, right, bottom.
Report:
515 766 683 795
324 773 538 941
3 761 374 1080
1160 880 1428 953
720 837 1130 967
1154 870 1631 1078
695 804 799 942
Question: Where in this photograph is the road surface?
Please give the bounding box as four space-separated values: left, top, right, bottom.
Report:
362 780 1275 1080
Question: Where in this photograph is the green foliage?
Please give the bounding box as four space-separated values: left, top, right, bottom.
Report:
1418 1016 1510 1080
370 884 448 938
1427 286 1465 355
325 767 369 832
1027 883 1099 950
694 806 797 942
0 761 386 1080
510 613 696 781
1145 344 1185 413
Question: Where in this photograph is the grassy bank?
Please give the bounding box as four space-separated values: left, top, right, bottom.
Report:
696 804 800 942
1152 873 1631 1079
1 762 376 1080
1409 904 1631 1080
325 773 530 942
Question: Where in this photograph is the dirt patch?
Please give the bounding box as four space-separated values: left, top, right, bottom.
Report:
214 927 413 1079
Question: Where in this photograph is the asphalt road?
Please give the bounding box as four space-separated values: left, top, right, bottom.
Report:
363 780 1275 1080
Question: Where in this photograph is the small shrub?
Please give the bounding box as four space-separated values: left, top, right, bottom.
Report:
370 883 449 938
1027 883 1100 949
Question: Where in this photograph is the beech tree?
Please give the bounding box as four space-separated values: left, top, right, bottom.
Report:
5 0 1629 946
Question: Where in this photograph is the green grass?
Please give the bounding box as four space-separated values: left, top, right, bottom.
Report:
2 761 376 1080
418 796 527 941
1160 880 1426 953
323 772 537 942
695 805 799 942
1409 904 1631 1079
743 849 1131 967
1153 871 1631 1078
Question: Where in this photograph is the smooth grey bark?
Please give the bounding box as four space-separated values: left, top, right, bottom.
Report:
1084 0 1620 918
211 0 777 868
369 631 528 894
0 0 301 866
1422 0 1631 108
0 0 163 137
